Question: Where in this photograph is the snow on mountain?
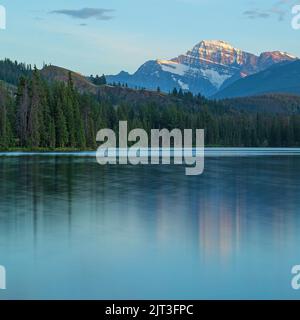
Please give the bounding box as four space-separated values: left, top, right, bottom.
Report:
158 60 189 76
106 40 297 97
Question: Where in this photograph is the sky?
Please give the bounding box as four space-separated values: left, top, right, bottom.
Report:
0 0 299 76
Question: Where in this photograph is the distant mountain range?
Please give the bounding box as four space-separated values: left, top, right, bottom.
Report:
2 55 300 117
214 60 300 99
106 40 298 97
36 65 300 115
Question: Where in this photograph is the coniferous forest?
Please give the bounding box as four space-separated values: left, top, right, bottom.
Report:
1 59 300 150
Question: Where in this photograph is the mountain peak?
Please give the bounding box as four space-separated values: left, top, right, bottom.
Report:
107 40 298 97
180 39 246 68
198 40 235 49
260 50 297 60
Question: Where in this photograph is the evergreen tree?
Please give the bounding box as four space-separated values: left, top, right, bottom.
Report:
52 82 68 148
27 68 45 147
16 77 30 146
0 84 12 147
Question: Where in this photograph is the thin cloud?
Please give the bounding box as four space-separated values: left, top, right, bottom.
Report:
244 10 271 19
50 8 115 21
243 0 297 21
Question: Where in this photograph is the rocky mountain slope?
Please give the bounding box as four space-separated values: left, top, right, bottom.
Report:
214 60 300 99
107 40 296 97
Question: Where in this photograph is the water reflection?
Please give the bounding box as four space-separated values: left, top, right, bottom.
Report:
0 155 300 299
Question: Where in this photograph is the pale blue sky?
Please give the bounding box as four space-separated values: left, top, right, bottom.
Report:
0 0 299 75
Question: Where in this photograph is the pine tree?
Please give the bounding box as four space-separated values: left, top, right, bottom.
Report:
51 82 68 148
40 78 55 147
27 68 44 147
67 72 86 148
16 77 30 146
0 84 11 147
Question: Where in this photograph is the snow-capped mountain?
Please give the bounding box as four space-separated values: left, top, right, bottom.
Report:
106 40 297 97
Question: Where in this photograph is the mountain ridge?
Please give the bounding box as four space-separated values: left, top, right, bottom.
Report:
106 40 297 96
214 60 300 99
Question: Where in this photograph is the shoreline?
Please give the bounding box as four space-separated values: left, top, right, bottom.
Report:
1 147 300 158
1 146 300 153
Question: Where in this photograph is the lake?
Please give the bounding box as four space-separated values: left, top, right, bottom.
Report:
0 149 300 299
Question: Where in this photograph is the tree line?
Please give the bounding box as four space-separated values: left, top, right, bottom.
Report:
1 69 300 149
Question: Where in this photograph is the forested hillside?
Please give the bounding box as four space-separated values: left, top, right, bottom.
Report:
220 94 300 114
0 59 32 86
1 65 300 150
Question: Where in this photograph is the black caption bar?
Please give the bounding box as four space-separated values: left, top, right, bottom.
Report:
0 300 293 318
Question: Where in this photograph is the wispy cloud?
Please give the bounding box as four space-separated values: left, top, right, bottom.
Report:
50 8 115 21
243 0 296 21
244 9 271 19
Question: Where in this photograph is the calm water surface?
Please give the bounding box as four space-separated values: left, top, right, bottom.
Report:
0 150 300 299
